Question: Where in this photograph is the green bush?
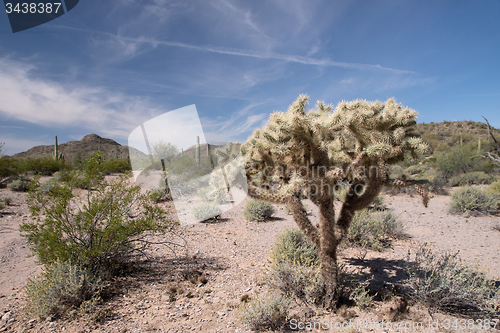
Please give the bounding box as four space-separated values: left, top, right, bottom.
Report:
7 178 30 192
345 209 403 250
404 246 500 315
191 203 222 222
448 171 495 187
487 180 500 194
2 196 12 205
270 229 318 267
449 186 500 215
433 144 490 177
244 200 275 222
0 156 19 179
21 154 176 275
100 159 132 174
238 294 290 331
25 261 104 319
17 157 71 176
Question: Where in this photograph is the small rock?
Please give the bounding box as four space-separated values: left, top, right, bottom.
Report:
1 312 11 322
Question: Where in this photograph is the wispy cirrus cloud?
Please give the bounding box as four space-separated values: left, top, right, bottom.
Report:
55 25 414 74
201 102 269 143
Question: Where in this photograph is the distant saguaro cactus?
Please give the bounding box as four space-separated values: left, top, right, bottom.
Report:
195 136 200 166
54 136 63 160
243 95 429 309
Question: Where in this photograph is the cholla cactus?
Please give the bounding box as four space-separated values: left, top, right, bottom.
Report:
243 95 429 309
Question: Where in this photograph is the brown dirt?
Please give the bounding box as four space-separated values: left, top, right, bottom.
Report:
1 182 499 332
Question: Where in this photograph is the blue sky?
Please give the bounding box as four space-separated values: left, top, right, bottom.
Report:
0 0 499 155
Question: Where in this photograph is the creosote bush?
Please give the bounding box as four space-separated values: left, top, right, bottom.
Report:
25 261 105 319
244 200 275 222
238 294 291 331
404 246 500 316
21 152 178 275
449 186 500 215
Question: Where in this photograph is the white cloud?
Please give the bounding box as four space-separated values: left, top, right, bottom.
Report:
0 57 166 139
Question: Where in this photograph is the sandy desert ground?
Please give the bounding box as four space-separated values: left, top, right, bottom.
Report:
0 183 499 332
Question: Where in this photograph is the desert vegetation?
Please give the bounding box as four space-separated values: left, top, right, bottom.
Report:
1 102 500 332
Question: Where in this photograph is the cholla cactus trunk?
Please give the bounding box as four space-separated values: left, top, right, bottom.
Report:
243 95 429 309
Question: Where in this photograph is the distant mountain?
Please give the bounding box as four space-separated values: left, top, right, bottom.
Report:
10 134 146 162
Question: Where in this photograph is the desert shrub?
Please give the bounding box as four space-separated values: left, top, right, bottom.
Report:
434 144 492 178
16 157 71 176
448 171 495 187
487 180 500 194
2 196 12 205
25 261 105 319
270 229 319 267
0 202 5 211
244 200 275 222
368 195 386 211
100 158 131 174
268 262 324 305
268 229 375 307
39 178 63 196
191 203 222 222
0 156 19 179
405 163 430 175
388 165 406 180
449 186 500 215
238 294 290 331
345 209 403 250
69 171 90 189
7 178 30 192
404 246 500 315
52 170 73 183
21 155 178 275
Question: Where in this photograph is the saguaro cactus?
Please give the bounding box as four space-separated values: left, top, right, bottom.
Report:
195 136 200 166
54 135 58 160
243 95 429 309
54 136 63 160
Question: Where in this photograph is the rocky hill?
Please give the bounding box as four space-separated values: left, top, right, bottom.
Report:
415 120 500 153
11 134 144 162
